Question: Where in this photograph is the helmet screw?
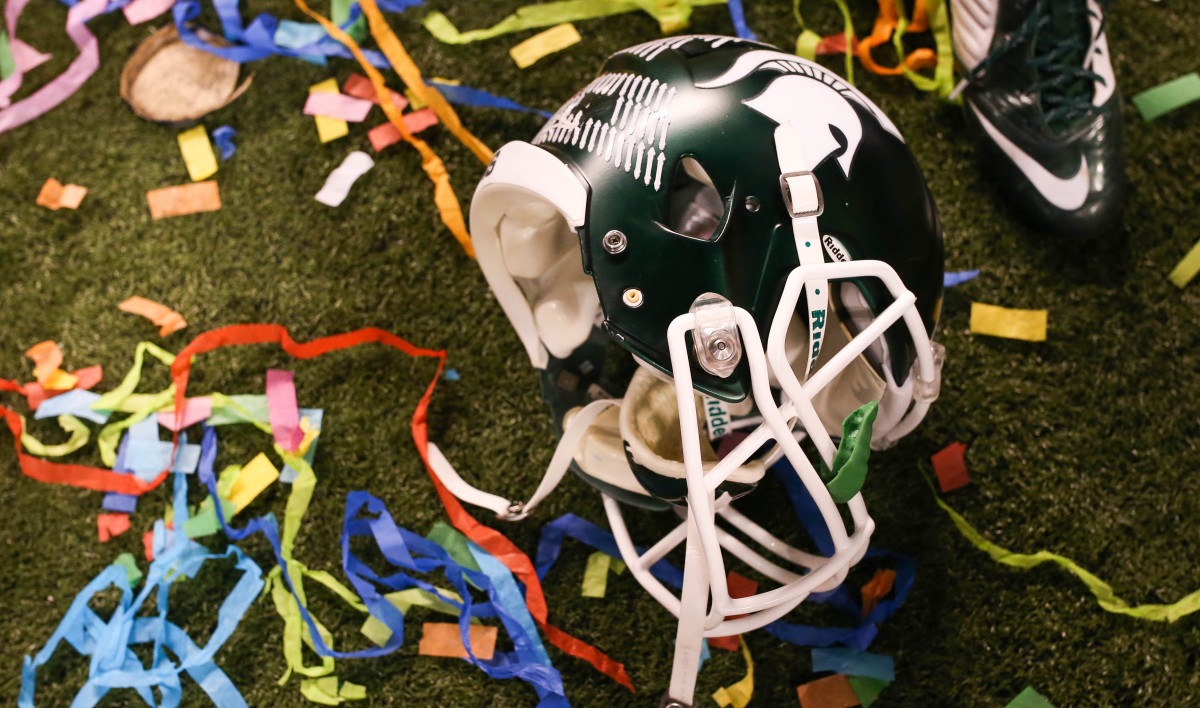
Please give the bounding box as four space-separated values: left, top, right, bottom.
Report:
744 196 760 213
707 336 734 361
622 288 644 308
603 229 627 254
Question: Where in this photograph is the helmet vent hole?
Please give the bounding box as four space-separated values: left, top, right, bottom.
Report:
667 157 725 241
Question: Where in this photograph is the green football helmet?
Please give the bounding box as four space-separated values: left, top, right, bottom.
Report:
452 35 944 707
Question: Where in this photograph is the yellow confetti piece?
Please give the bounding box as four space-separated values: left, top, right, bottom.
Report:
581 551 611 598
1168 237 1200 288
228 452 280 513
177 125 218 182
509 22 581 69
712 638 754 708
969 302 1047 342
309 78 349 143
43 368 79 390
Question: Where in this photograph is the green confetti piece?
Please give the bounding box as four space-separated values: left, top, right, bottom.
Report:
824 401 877 503
1132 73 1200 121
848 675 889 708
1168 237 1200 289
1005 686 1056 708
113 552 143 586
581 551 612 598
0 31 15 80
182 510 222 538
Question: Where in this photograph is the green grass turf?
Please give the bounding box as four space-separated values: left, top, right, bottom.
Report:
3 0 1200 705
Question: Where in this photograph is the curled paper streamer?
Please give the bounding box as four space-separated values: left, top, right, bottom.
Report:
119 296 188 336
712 638 754 708
314 151 374 206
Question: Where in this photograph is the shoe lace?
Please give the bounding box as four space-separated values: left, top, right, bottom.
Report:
959 0 1112 127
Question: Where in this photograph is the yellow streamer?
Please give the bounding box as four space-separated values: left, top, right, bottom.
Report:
929 475 1200 622
969 302 1048 342
292 0 485 258
20 414 89 457
510 23 582 69
423 0 727 44
712 637 755 708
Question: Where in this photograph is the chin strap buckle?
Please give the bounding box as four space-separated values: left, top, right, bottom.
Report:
660 696 693 708
779 170 824 219
497 500 528 521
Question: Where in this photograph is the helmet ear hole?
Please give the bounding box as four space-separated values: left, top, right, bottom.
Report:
667 157 725 241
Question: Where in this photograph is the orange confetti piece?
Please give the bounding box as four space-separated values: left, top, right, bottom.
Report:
119 296 188 337
143 530 155 560
418 622 498 660
36 178 88 210
797 674 860 708
367 108 440 151
146 181 221 219
98 513 131 542
43 369 79 390
860 569 897 617
932 441 969 493
25 341 63 385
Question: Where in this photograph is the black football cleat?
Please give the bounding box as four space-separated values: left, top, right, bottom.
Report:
951 0 1124 239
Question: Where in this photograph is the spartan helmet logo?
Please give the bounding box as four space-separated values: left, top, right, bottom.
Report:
697 50 905 179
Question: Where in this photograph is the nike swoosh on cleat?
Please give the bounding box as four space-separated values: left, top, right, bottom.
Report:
970 103 1090 211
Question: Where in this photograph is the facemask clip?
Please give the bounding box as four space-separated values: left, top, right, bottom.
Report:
690 293 742 378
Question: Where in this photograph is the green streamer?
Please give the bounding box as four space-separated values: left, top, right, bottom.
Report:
20 414 89 457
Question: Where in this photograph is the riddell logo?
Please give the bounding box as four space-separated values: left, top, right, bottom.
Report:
822 234 850 262
810 308 826 362
703 396 730 440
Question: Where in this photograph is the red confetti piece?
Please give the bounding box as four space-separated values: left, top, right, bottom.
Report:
932 442 969 493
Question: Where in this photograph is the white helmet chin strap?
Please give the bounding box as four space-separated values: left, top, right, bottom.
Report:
431 129 943 708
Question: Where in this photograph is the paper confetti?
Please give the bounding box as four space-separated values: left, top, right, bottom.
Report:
581 551 626 598
177 125 218 181
367 108 439 151
212 125 237 160
712 638 755 708
146 181 221 219
314 151 374 207
103 493 138 514
1006 686 1056 708
113 552 143 586
34 389 108 424
848 676 889 707
1168 237 1200 288
35 178 87 210
157 396 212 431
509 23 581 69
797 674 860 708
969 302 1047 342
944 269 980 287
417 622 499 660
304 91 373 122
97 513 131 542
118 296 188 337
1132 73 1200 121
309 78 348 142
860 569 896 617
811 647 894 682
343 73 409 110
25 341 64 385
932 441 969 493
227 453 279 513
709 572 758 651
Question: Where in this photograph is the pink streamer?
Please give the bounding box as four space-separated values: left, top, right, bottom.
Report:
122 0 175 25
303 91 373 122
265 369 305 451
0 0 106 134
157 396 214 432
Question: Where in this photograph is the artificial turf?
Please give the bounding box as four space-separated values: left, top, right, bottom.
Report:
3 0 1200 705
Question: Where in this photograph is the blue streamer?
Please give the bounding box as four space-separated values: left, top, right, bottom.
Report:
20 468 264 708
429 80 553 119
725 0 759 41
212 125 237 160
810 646 895 682
196 426 569 706
944 269 981 287
533 461 917 652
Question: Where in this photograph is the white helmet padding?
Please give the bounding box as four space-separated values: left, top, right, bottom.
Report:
470 141 598 368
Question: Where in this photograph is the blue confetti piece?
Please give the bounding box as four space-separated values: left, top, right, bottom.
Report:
212 125 237 161
944 269 980 287
443 369 460 382
811 647 895 682
102 493 138 514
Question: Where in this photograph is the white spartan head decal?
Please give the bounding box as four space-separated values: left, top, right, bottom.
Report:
697 50 905 178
